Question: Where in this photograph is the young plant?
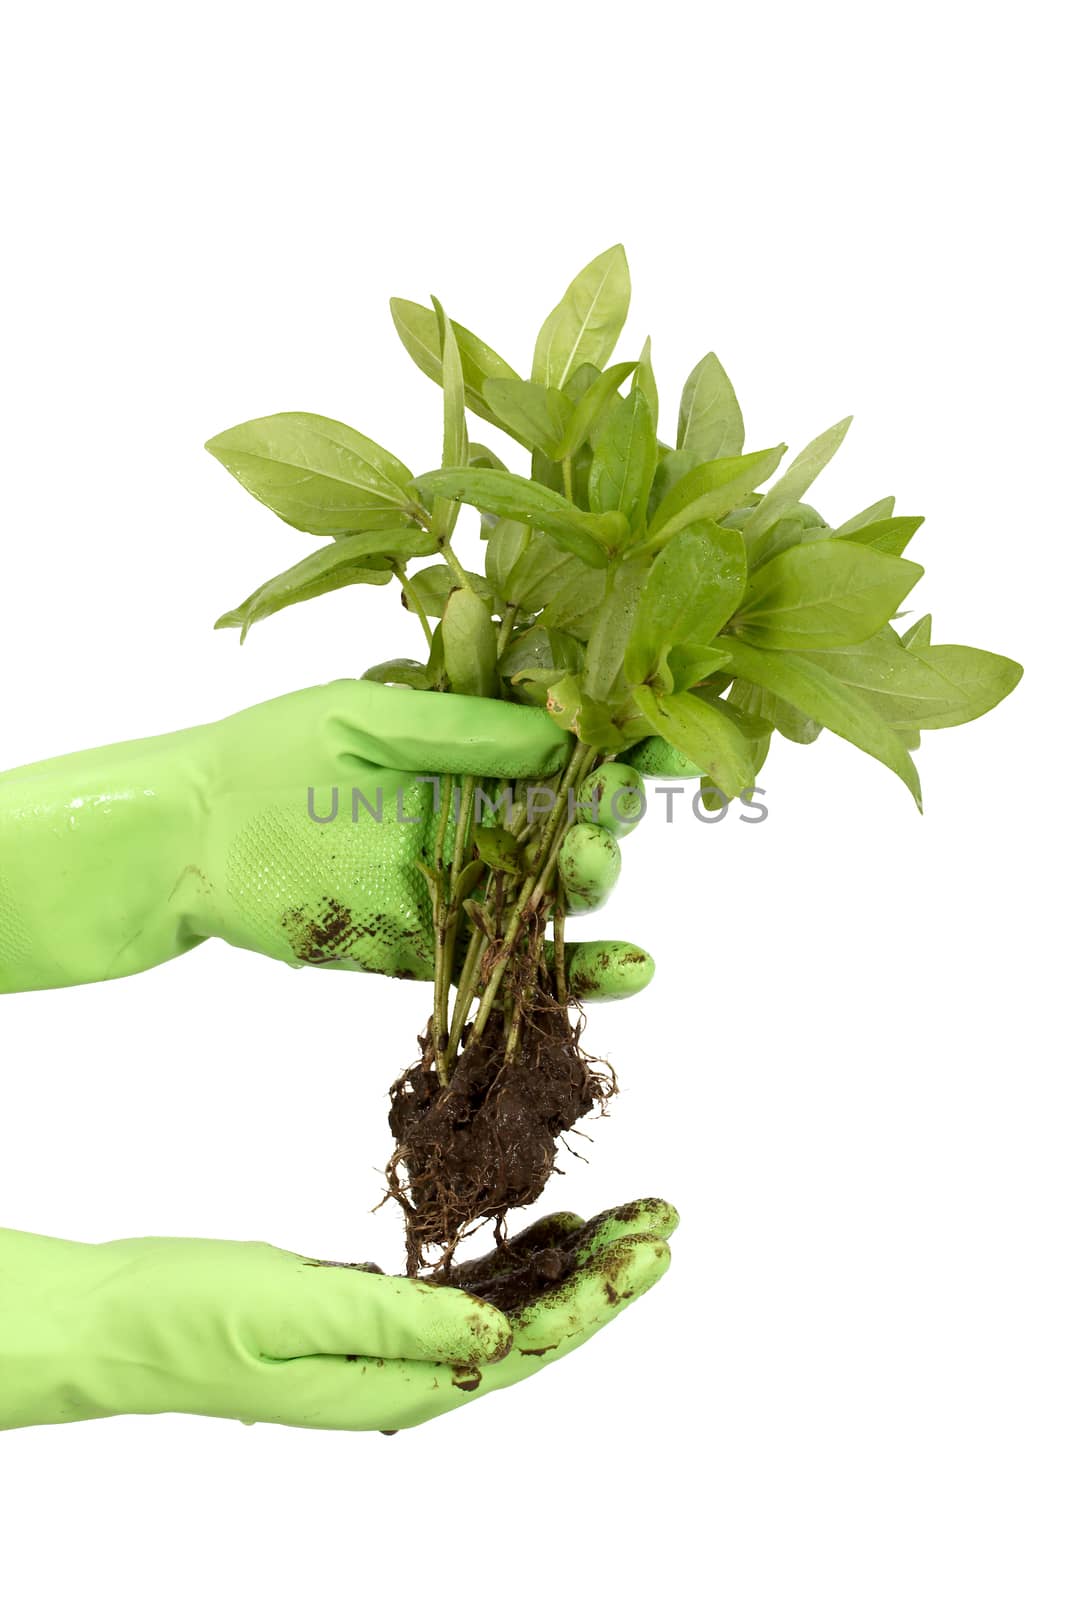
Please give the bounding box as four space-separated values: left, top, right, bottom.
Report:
206 246 1022 1274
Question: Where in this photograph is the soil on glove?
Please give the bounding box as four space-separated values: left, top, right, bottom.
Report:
387 986 615 1275
445 1241 577 1314
437 1203 649 1313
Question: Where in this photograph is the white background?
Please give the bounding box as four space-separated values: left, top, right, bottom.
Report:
0 3 1061 1595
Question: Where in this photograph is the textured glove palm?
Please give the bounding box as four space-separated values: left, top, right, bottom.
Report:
0 681 684 996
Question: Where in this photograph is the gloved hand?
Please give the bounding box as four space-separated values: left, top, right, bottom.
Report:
0 1199 676 1431
0 681 686 997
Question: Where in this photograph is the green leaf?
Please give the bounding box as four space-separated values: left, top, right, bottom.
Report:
402 562 492 618
485 520 531 602
389 299 519 434
613 704 658 749
836 515 924 558
205 413 416 535
562 364 602 402
626 523 747 683
724 637 922 806
530 447 566 497
430 298 469 543
715 699 774 779
576 695 633 753
532 244 631 389
740 498 828 554
647 449 702 520
799 627 1023 730
434 298 468 472
633 337 659 437
588 388 657 528
481 379 573 456
742 416 852 542
540 566 609 637
728 678 820 744
583 559 647 705
632 686 759 800
498 531 579 611
472 824 523 874
569 442 596 507
677 352 744 460
325 526 437 561
501 625 583 679
734 541 923 650
426 619 446 688
556 362 638 458
747 513 831 571
507 667 570 707
646 446 788 546
441 588 497 697
545 672 583 734
452 859 488 905
902 613 932 650
362 658 431 690
665 643 734 694
414 468 625 566
467 441 509 471
214 538 395 641
835 496 895 536
505 633 589 711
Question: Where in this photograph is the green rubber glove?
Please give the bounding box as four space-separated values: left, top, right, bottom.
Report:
0 682 671 999
0 1199 676 1431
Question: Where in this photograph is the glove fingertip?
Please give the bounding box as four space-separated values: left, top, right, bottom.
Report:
497 1232 673 1364
575 1197 680 1261
595 1232 673 1303
625 736 702 779
414 1285 513 1366
464 1298 514 1366
565 940 655 1002
558 824 622 916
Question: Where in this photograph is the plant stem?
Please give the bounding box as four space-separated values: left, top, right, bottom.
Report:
431 890 450 1065
440 540 475 593
443 921 488 1079
530 745 597 906
428 775 480 1086
396 567 433 650
450 776 476 897
496 604 518 656
553 893 567 1002
438 774 479 1088
409 499 475 597
435 734 602 1080
429 773 455 1067
434 774 453 876
562 456 574 502
503 984 524 1066
469 739 592 1042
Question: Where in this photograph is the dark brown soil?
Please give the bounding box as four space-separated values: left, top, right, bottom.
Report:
448 1241 576 1313
386 985 615 1275
438 1204 645 1313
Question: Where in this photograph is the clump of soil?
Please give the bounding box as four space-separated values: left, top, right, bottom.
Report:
386 983 615 1275
435 1203 649 1313
446 1241 576 1314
